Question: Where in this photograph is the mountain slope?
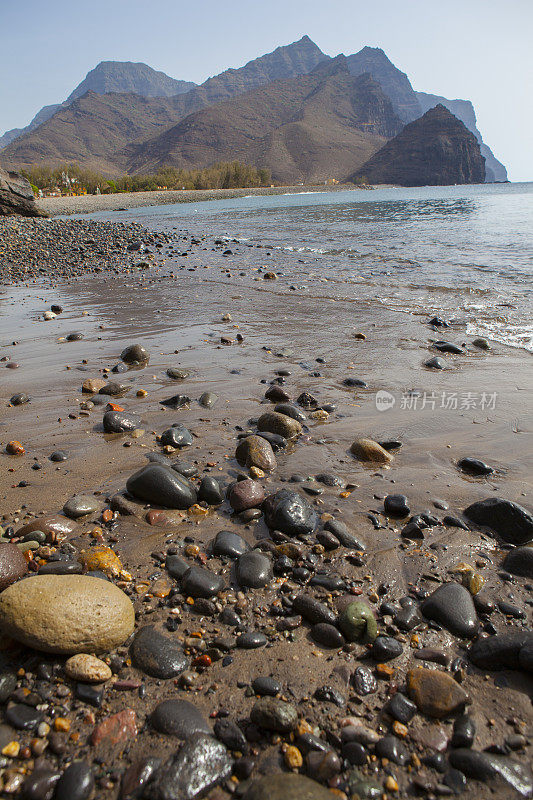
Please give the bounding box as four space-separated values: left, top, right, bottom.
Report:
123 70 403 182
416 91 507 181
66 61 196 102
345 47 422 122
350 104 485 186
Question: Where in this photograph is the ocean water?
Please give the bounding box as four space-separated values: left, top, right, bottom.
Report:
92 182 533 352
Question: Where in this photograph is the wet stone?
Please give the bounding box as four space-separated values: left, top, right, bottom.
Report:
0 542 28 590
235 435 277 471
49 450 68 462
375 735 409 765
502 547 533 578
384 494 410 517
55 761 94 800
212 530 249 559
468 632 533 670
452 713 476 748
464 497 533 545
213 718 247 752
6 703 43 730
236 551 272 588
350 438 393 464
62 494 102 518
458 457 493 475
229 479 265 513
370 635 403 661
167 368 189 380
160 394 190 409
407 667 469 718
99 382 129 396
273 402 306 422
449 749 533 796
131 625 188 679
10 392 30 405
160 424 193 448
242 774 333 800
385 692 417 724
421 582 479 639
126 464 197 509
199 391 217 408
257 411 302 439
165 555 189 580
352 666 377 696
292 594 336 625
338 601 378 643
180 566 225 598
237 631 267 649
103 410 141 434
146 733 232 800
121 343 149 364
311 623 345 648
250 697 298 732
323 519 366 550
150 699 210 739
21 768 60 800
425 356 446 369
197 476 224 505
263 489 317 537
251 676 281 696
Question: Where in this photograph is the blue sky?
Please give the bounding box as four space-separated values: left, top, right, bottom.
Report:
1 0 532 180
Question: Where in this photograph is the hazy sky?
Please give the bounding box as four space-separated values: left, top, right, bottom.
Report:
2 0 532 180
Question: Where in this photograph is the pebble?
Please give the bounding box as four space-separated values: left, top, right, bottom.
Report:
150 699 211 738
370 635 403 661
311 623 346 648
160 424 193 448
54 761 94 800
229 479 265 512
458 457 493 475
236 551 273 588
211 530 249 559
292 594 336 624
0 574 134 654
62 494 102 518
213 717 247 751
235 435 277 471
338 601 378 643
103 410 142 433
0 542 28 590
131 625 189 678
199 391 217 408
407 667 469 718
146 734 232 799
180 566 225 598
243 774 333 800
250 697 298 732
121 343 149 364
252 676 281 696
449 749 533 796
421 582 479 638
385 692 417 724
65 654 112 683
263 489 317 536
384 494 410 517
237 631 267 648
197 476 224 504
350 438 394 464
451 713 476 748
126 463 197 508
502 547 533 578
464 497 533 545
257 411 302 439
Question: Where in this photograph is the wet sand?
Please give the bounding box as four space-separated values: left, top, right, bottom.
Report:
0 223 532 798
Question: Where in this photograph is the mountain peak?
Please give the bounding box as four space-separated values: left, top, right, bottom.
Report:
311 54 349 77
66 61 196 103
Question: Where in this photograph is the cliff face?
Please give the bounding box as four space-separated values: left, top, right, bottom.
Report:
416 92 507 181
350 104 486 186
345 47 422 122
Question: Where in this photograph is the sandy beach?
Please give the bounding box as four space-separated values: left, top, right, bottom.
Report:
0 212 531 799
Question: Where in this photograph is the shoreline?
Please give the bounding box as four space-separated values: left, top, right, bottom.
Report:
36 183 379 217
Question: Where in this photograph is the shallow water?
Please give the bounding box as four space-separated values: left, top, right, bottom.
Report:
86 182 533 352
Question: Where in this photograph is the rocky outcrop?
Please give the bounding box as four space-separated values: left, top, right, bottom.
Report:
350 104 486 186
416 92 507 182
0 168 47 217
346 46 422 122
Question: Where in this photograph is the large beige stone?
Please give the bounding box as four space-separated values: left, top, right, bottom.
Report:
235 435 276 471
0 575 135 655
350 438 394 464
257 412 302 439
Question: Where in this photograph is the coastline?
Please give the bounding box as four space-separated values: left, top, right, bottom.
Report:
36 183 377 217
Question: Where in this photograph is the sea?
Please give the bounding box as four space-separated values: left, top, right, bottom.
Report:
91 182 533 353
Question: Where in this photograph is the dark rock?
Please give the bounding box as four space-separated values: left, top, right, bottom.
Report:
21 768 60 800
49 450 68 462
464 498 533 544
145 733 232 799
384 692 417 724
425 356 446 369
0 168 47 217
458 457 493 475
342 741 368 766
375 735 409 765
264 385 290 402
257 411 301 439
251 677 281 697
384 494 410 517
235 435 277 472
55 761 94 800
292 594 336 625
242 774 332 800
370 635 403 661
236 551 272 588
180 566 225 598
449 749 533 796
433 340 465 354
6 704 43 730
502 547 533 578
311 623 345 648
352 666 377 696
0 542 28 590
166 368 189 380
98 382 129 396
131 625 188 679
103 411 142 433
165 555 189 580
213 718 247 751
126 464 197 508
197 477 224 505
237 631 267 649
159 394 190 409
63 494 102 518
212 531 249 559
150 700 210 739
469 632 533 670
273 403 306 422
263 490 317 537
160 424 193 448
343 377 367 387
120 757 161 799
250 697 298 732
10 392 30 405
256 431 286 452
121 344 149 364
323 519 365 550
76 683 104 707
421 582 479 638
0 671 17 703
452 714 476 748
199 392 217 408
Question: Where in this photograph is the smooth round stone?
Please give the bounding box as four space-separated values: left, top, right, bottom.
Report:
198 477 224 505
66 332 83 341
150 699 210 739
16 515 77 542
121 343 149 364
10 392 29 405
237 631 267 649
167 368 189 380
0 542 27 590
263 489 317 537
236 551 272 588
323 520 365 550
273 403 306 422
170 460 198 478
421 582 479 639
165 555 189 580
6 704 43 730
250 697 298 732
257 411 302 439
229 479 265 513
160 424 193 448
252 676 281 696
103 410 141 434
342 741 368 766
464 498 533 545
55 761 94 800
39 560 82 575
235 435 277 471
212 531 249 559
199 391 217 408
65 654 112 683
21 768 60 799
338 601 378 643
213 717 247 751
160 394 190 409
257 431 286 452
452 714 476 748
502 547 533 578
180 566 225 598
469 632 533 670
265 385 291 402
458 457 493 475
0 574 135 654
98 382 129 396
311 623 345 648
375 735 409 765
384 494 410 517
292 594 336 625
0 671 17 703
243 774 333 800
371 635 403 661
131 625 188 678
350 438 393 464
62 495 102 519
433 341 464 353
49 450 68 462
126 464 197 509
146 735 231 799
425 356 446 369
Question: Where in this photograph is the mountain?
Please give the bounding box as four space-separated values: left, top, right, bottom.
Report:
0 37 329 172
123 69 403 182
345 47 422 122
66 61 196 102
0 61 196 151
350 104 485 186
416 92 507 181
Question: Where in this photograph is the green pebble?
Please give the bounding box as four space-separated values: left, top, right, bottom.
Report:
338 601 378 643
